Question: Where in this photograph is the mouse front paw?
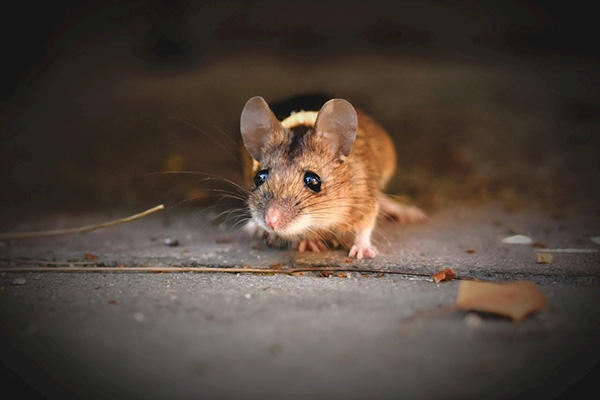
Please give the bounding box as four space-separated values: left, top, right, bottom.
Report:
348 244 379 259
295 239 329 252
244 221 277 246
244 220 262 236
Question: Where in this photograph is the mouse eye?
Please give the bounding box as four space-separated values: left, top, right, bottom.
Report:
303 171 321 193
254 169 269 187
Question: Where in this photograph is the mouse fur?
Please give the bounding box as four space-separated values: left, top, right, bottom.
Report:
240 95 425 259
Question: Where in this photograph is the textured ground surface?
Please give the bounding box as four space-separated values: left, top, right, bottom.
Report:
1 203 599 399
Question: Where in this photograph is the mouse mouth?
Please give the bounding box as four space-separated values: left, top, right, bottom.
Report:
270 214 312 239
258 199 311 238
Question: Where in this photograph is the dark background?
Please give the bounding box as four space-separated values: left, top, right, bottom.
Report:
0 0 598 214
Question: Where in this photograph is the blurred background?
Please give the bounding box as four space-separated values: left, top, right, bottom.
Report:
0 0 598 216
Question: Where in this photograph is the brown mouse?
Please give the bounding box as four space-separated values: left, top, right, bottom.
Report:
240 95 426 259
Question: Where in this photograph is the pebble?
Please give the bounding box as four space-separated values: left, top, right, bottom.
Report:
464 313 483 329
502 234 533 244
133 312 146 322
163 237 179 247
11 278 26 285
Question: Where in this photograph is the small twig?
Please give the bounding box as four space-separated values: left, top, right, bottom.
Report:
0 267 431 275
0 205 165 240
0 262 432 275
0 261 471 281
0 266 261 273
0 258 96 266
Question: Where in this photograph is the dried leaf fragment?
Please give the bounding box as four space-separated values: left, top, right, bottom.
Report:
268 262 282 270
536 253 553 264
84 253 99 260
432 268 457 283
456 280 547 322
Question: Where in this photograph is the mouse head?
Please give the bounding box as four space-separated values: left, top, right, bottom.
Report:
240 96 358 238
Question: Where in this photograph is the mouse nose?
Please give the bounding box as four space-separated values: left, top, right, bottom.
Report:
265 206 282 229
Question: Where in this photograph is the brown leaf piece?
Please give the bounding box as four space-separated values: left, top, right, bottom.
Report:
432 268 457 283
456 280 547 322
84 253 99 260
536 253 553 264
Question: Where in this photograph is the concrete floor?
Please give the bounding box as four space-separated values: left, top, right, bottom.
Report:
1 203 599 399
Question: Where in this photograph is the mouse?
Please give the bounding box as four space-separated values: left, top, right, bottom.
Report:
240 95 426 259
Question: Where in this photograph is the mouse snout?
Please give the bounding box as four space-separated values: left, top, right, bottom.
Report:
265 206 283 229
261 197 297 234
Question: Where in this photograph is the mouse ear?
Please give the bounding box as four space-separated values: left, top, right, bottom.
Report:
240 96 284 162
314 99 358 158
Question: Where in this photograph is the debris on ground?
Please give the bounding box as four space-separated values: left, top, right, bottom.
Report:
536 253 554 264
164 238 179 247
502 235 533 244
431 268 457 283
456 280 547 322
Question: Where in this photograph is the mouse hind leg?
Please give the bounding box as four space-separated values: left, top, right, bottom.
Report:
378 194 427 224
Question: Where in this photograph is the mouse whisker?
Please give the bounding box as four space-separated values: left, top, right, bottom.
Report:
168 116 245 169
145 171 249 194
210 206 248 224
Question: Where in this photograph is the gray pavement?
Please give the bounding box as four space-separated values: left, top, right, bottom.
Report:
1 203 599 399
